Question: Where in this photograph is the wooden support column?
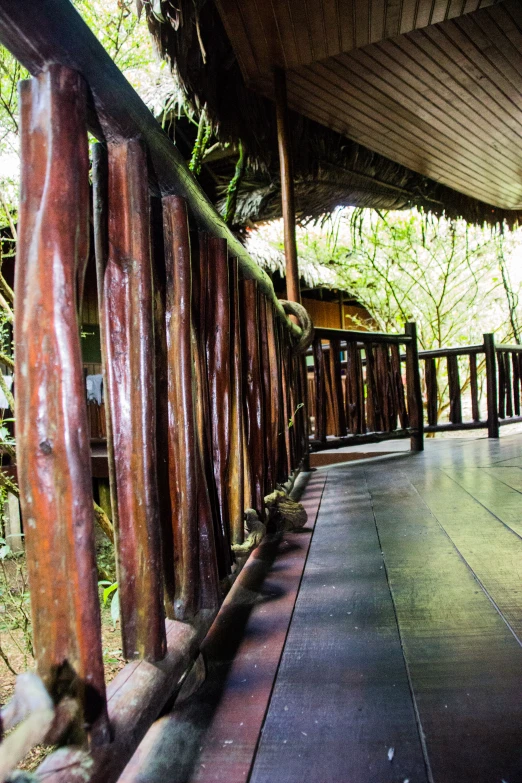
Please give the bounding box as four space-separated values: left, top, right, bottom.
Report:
16 65 109 743
274 68 300 305
103 139 166 662
405 322 424 451
484 332 499 438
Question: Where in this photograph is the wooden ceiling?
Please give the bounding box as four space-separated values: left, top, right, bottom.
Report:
214 0 522 210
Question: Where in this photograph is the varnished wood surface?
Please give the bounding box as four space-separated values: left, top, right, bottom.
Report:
251 434 522 782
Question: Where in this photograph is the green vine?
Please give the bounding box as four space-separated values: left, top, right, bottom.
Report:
189 107 212 176
224 140 246 227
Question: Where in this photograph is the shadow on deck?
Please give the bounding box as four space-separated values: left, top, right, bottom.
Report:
121 434 522 783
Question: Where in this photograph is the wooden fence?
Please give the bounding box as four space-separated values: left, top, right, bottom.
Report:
0 2 308 779
308 325 424 452
1 2 522 779
420 333 522 438
308 331 522 452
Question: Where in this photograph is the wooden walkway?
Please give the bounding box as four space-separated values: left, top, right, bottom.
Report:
122 434 522 783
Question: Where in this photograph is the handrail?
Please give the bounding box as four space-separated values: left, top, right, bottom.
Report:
418 344 484 358
0 0 300 340
313 326 411 345
495 344 522 353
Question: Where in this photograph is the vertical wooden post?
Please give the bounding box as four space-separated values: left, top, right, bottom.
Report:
390 344 409 430
329 338 347 436
16 66 109 742
447 355 462 424
512 352 520 417
312 337 327 442
162 196 199 621
505 352 513 418
241 279 266 518
484 333 499 438
228 258 245 545
274 68 300 306
469 354 480 422
498 350 506 420
206 236 232 573
103 139 166 662
3 492 23 554
405 323 424 451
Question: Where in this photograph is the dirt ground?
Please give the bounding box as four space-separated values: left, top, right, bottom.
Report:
0 537 125 772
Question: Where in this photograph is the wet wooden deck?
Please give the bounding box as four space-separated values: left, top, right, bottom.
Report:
122 434 522 783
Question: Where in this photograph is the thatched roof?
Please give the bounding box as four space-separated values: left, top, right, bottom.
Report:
144 0 522 229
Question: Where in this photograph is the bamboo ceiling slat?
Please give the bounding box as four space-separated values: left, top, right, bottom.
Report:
326 53 520 188
287 69 512 205
342 43 522 183
215 0 502 76
215 0 521 208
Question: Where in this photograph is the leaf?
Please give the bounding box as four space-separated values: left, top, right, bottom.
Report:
0 543 11 560
103 581 118 605
110 589 120 627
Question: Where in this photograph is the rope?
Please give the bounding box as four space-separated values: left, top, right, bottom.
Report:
280 300 315 354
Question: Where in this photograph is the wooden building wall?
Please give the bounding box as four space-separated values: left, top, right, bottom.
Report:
302 296 377 330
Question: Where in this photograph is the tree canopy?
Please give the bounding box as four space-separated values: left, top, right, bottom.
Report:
249 208 522 351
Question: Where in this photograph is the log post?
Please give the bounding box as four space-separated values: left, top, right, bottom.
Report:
162 196 199 621
228 258 245 545
274 68 300 306
484 332 499 438
16 65 109 742
405 322 424 451
469 354 480 422
206 236 232 573
241 279 266 518
103 139 166 662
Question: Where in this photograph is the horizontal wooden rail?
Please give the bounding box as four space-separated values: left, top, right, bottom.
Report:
418 344 484 359
0 0 300 342
495 344 522 353
313 326 411 345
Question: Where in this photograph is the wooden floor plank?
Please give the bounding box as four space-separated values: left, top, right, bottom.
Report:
250 469 429 783
408 464 522 634
441 466 522 539
367 461 522 783
484 465 522 493
118 472 327 783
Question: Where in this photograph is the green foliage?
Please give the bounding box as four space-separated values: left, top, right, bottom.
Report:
99 580 120 627
252 207 522 419
73 0 152 73
0 543 33 673
254 207 522 351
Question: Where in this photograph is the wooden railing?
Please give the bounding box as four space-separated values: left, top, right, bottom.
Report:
308 324 424 452
2 2 521 778
308 330 522 454
0 2 308 779
419 333 522 437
